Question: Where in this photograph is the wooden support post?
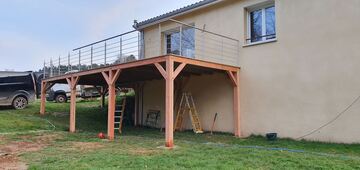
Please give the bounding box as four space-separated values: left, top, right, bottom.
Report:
107 83 116 140
154 56 186 148
102 69 121 140
40 82 54 115
227 70 241 137
134 84 139 126
94 86 106 108
40 81 47 115
99 86 106 108
66 76 79 133
165 58 174 147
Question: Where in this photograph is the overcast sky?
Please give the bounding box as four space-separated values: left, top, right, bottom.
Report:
0 0 199 71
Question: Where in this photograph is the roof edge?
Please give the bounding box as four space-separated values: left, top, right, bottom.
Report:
134 0 222 30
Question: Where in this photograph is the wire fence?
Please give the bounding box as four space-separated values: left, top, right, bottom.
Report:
43 19 239 78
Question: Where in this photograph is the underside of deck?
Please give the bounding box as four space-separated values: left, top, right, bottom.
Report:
40 55 241 148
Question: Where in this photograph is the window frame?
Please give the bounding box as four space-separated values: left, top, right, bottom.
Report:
246 1 276 45
164 28 181 56
163 23 195 58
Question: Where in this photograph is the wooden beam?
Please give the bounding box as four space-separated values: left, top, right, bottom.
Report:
40 82 55 115
173 63 186 80
107 84 116 140
154 62 167 79
172 55 239 72
73 76 80 88
102 69 121 86
67 76 79 133
94 86 107 108
101 72 111 85
40 81 47 115
231 71 241 137
165 57 174 148
226 71 238 87
102 69 122 140
134 84 139 126
42 55 239 85
100 86 106 108
45 83 55 91
111 69 122 85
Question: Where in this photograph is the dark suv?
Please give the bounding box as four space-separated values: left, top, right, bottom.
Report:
0 71 36 109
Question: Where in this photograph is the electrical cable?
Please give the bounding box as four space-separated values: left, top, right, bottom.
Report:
0 116 56 135
296 94 360 140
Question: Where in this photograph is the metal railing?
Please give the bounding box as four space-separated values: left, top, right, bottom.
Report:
165 19 240 66
43 30 142 78
43 19 240 79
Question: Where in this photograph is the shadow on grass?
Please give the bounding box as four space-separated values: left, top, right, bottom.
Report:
0 106 15 110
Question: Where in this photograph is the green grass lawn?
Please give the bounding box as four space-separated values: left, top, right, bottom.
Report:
1 100 360 169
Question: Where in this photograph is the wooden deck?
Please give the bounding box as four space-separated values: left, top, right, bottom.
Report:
40 55 241 148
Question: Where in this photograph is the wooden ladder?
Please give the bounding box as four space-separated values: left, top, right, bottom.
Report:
175 93 203 133
114 97 126 134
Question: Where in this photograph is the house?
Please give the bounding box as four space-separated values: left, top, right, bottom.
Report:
40 0 360 146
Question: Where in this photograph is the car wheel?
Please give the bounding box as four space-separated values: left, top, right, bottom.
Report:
12 96 28 109
55 94 67 103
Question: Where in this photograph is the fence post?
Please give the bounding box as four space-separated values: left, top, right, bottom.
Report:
91 46 93 69
78 50 81 71
68 52 70 72
58 56 61 76
120 37 122 62
137 32 140 60
43 60 46 79
104 42 107 65
50 58 53 77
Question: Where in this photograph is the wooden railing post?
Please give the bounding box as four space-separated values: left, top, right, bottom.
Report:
102 69 121 140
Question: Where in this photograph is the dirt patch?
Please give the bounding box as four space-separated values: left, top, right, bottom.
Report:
0 142 40 169
0 133 61 169
0 136 7 145
71 142 104 151
33 134 61 143
51 112 69 117
0 154 27 170
1 141 43 154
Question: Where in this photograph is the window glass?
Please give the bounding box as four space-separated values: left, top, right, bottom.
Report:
247 3 276 44
165 27 195 58
181 27 195 58
166 32 180 55
250 9 262 43
265 6 276 40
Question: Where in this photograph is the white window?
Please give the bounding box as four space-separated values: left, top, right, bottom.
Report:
246 2 276 44
164 25 195 58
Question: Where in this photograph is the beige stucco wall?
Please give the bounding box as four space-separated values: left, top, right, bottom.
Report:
142 73 234 132
141 0 360 143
